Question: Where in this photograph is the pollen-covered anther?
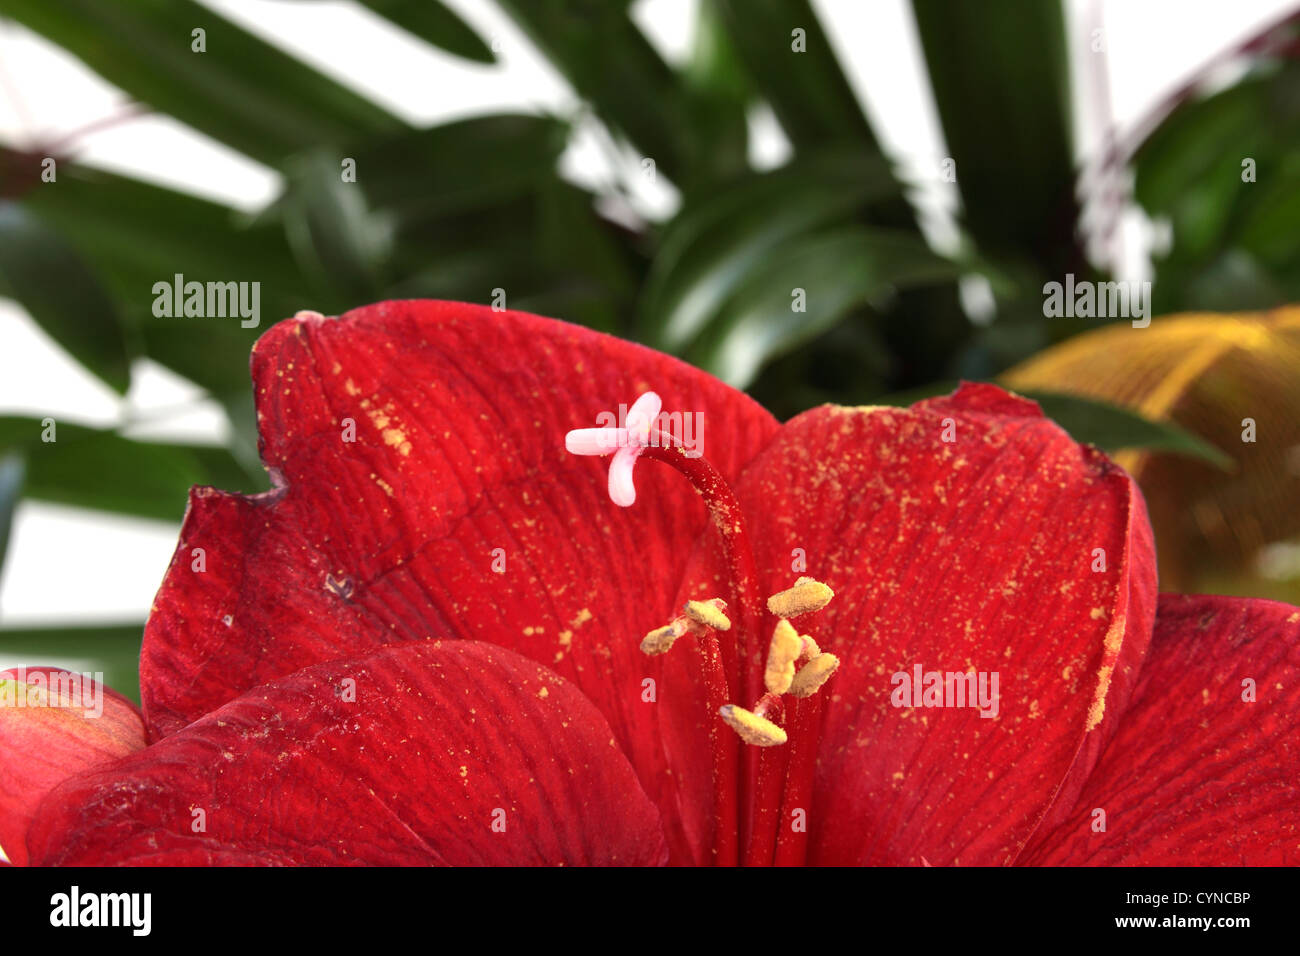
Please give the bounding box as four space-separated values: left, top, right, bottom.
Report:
764 619 802 694
683 598 731 631
790 652 841 698
640 621 688 656
766 576 834 617
640 598 729 656
719 703 787 747
799 635 821 661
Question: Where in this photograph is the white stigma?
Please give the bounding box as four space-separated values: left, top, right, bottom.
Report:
564 391 662 508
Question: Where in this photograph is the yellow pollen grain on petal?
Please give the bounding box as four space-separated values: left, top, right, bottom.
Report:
1085 614 1127 732
765 619 802 694
790 653 840 698
799 635 821 661
1085 666 1113 731
684 599 731 631
719 704 787 747
380 426 412 456
767 576 834 617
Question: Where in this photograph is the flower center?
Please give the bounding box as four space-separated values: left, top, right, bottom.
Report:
566 393 843 866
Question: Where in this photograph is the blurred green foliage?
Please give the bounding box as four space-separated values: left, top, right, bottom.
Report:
1136 55 1300 312
0 0 1295 687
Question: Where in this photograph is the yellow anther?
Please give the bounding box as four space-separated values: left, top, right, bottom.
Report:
640 622 685 656
790 653 840 698
766 576 834 617
640 598 729 656
719 704 787 747
764 619 802 695
683 598 731 631
799 635 821 661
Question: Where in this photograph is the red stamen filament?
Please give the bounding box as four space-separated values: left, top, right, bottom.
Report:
641 438 766 867
637 432 826 868
775 695 821 866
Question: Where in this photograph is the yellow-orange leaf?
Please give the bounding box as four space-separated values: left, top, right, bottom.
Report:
1003 307 1300 599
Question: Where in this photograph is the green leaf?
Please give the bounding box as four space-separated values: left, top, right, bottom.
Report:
0 417 263 522
714 3 967 385
0 0 406 167
530 178 640 329
640 150 903 351
1236 151 1300 268
281 150 392 302
0 624 144 703
1181 250 1287 312
678 0 751 187
1129 48 1300 313
873 379 960 407
877 382 1232 468
256 116 622 325
0 453 24 581
387 185 639 335
333 115 571 224
911 0 1077 274
688 227 959 387
2 150 323 425
0 201 132 393
1022 391 1234 469
351 0 495 64
1133 75 1269 215
5 153 311 310
494 0 695 183
712 0 880 151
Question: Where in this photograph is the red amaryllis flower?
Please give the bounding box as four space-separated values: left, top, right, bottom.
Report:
3 301 1297 866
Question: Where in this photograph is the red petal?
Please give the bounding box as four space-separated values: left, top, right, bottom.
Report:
724 384 1157 864
0 667 145 865
30 641 667 866
140 301 778 861
1023 593 1300 865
